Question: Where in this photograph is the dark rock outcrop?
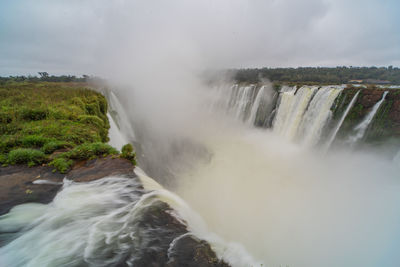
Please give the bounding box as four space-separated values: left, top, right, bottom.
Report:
0 156 134 216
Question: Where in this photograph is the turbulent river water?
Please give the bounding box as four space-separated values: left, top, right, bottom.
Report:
1 84 400 267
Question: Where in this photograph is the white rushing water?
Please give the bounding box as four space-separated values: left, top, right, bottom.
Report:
107 113 127 151
271 85 344 144
325 90 361 149
348 91 389 144
231 85 255 121
107 91 136 143
246 85 265 125
298 86 342 146
273 86 318 140
0 177 147 267
0 173 257 267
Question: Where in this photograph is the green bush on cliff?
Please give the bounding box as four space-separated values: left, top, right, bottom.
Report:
48 142 118 173
121 143 137 165
62 142 118 160
20 107 48 121
8 148 46 166
41 141 72 154
21 135 51 148
49 158 74 174
0 154 7 165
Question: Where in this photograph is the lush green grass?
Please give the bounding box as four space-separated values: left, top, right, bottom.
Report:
48 142 119 173
7 148 46 167
0 81 136 172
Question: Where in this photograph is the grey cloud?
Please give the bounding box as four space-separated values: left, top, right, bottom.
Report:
0 0 399 76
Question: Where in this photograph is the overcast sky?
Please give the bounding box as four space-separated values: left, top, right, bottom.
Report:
0 0 399 76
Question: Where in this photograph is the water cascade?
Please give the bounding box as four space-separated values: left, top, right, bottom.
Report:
246 86 265 125
107 91 136 142
0 173 257 267
298 86 343 146
273 86 318 140
325 90 361 149
214 84 363 146
107 113 127 150
348 91 389 144
230 85 255 121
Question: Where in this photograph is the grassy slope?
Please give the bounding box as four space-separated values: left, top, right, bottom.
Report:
0 81 135 172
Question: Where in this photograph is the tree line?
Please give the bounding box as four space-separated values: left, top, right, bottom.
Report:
231 66 400 84
0 72 93 84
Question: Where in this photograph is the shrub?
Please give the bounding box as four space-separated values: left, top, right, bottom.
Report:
21 108 48 121
71 97 85 109
0 136 21 153
41 141 72 154
78 115 104 128
121 143 136 165
21 135 51 148
8 148 46 166
0 123 21 135
49 158 74 173
0 154 7 164
0 112 12 123
48 108 67 120
63 142 118 160
85 103 100 117
98 97 108 114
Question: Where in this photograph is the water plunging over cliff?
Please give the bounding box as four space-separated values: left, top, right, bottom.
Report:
325 90 361 149
216 84 345 146
247 85 265 125
107 91 136 143
348 91 389 144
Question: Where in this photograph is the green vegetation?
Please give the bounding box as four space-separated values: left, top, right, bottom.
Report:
49 158 74 174
0 73 90 84
7 149 46 167
121 143 137 165
231 66 400 84
365 99 394 143
41 141 72 154
0 81 136 173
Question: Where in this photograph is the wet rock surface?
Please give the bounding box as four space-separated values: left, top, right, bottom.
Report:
0 156 134 216
128 201 229 267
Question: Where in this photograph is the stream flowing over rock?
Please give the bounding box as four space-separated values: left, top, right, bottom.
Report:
0 157 229 267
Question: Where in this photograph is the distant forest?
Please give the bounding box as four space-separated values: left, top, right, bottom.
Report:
231 66 400 84
2 67 400 85
0 72 90 85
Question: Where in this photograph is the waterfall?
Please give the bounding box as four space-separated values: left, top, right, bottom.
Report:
215 84 344 145
107 91 136 142
107 113 127 151
325 90 361 149
348 91 389 144
298 86 343 146
247 86 265 125
273 86 318 140
231 85 255 121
